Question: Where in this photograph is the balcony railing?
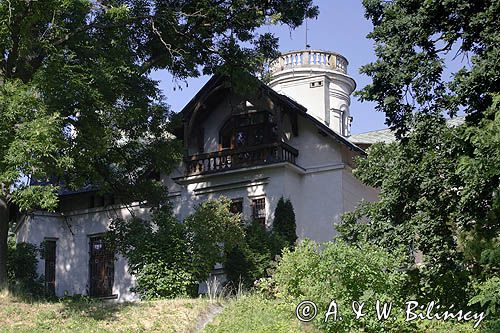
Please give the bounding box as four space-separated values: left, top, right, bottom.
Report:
269 50 348 75
185 142 298 176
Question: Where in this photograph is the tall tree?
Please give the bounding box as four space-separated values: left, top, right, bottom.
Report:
340 0 499 307
0 0 318 286
358 0 499 137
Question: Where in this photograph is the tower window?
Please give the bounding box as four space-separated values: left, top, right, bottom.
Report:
310 81 323 88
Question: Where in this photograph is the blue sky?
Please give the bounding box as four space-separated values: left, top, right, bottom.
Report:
151 1 387 134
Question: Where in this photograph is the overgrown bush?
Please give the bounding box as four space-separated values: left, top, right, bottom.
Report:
225 197 297 289
133 262 194 299
184 197 245 282
469 276 500 318
110 197 245 299
225 221 279 289
272 197 297 249
109 204 197 299
6 234 44 297
262 239 411 332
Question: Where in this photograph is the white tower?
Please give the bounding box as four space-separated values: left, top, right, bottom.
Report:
268 50 356 137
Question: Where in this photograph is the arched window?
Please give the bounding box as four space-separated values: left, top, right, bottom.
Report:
219 111 277 150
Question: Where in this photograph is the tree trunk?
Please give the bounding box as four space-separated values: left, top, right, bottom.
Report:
0 197 9 288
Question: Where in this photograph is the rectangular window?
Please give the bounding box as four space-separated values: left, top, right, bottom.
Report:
230 198 243 215
252 198 266 226
44 240 57 296
89 236 114 297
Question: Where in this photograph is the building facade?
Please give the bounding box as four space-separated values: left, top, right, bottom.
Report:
16 50 379 301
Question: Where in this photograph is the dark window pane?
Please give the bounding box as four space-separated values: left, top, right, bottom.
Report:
251 113 265 124
252 198 266 226
219 111 276 149
230 199 243 215
252 128 264 145
44 240 56 296
220 122 232 149
89 236 114 297
238 115 250 126
271 124 278 141
236 131 247 147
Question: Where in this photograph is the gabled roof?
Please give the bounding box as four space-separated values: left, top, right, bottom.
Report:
178 73 366 155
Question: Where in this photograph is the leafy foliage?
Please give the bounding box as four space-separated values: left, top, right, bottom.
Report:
225 197 297 288
0 0 318 285
263 240 410 332
109 205 196 299
469 277 500 317
358 0 500 137
7 234 44 297
0 80 67 211
272 197 297 249
133 262 195 300
110 197 245 299
184 197 245 282
342 0 500 314
340 96 499 309
225 221 278 289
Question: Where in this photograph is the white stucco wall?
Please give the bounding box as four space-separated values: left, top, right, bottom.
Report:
171 115 377 244
16 205 149 301
288 117 343 167
269 69 355 136
342 168 379 211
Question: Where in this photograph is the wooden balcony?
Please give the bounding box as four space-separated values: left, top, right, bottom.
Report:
185 142 298 176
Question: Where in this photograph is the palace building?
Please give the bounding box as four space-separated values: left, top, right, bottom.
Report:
16 50 385 301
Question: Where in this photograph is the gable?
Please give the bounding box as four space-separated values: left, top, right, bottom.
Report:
177 73 365 158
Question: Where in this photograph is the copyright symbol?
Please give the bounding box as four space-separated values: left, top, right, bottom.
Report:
296 300 317 322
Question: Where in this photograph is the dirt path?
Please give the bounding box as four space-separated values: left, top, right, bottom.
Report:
194 302 224 332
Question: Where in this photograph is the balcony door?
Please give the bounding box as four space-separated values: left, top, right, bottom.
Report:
219 111 278 150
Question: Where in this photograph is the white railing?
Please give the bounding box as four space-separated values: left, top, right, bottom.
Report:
269 50 348 74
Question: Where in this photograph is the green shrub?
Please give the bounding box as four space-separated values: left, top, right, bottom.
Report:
469 276 500 317
184 197 245 282
272 197 297 249
225 198 297 289
263 239 411 332
110 198 245 299
7 235 44 297
109 204 197 299
225 221 277 289
133 262 195 299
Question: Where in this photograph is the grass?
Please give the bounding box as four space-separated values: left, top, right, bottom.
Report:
2 289 498 333
203 293 499 333
416 319 500 333
0 290 212 333
203 294 319 333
